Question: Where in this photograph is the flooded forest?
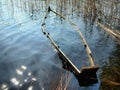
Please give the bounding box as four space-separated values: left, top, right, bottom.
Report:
0 0 120 90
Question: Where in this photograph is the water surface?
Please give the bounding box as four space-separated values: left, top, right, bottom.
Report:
0 0 120 90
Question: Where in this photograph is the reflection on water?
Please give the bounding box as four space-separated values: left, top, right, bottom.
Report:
0 0 120 90
11 78 19 86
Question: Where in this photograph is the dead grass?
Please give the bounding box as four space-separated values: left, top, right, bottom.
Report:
54 71 72 90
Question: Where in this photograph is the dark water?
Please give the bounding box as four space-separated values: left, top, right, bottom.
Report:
0 0 120 90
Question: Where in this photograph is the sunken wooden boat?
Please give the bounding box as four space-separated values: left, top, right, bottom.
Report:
41 6 99 86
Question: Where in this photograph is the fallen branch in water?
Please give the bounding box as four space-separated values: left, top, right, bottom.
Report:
97 22 120 43
103 80 120 86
